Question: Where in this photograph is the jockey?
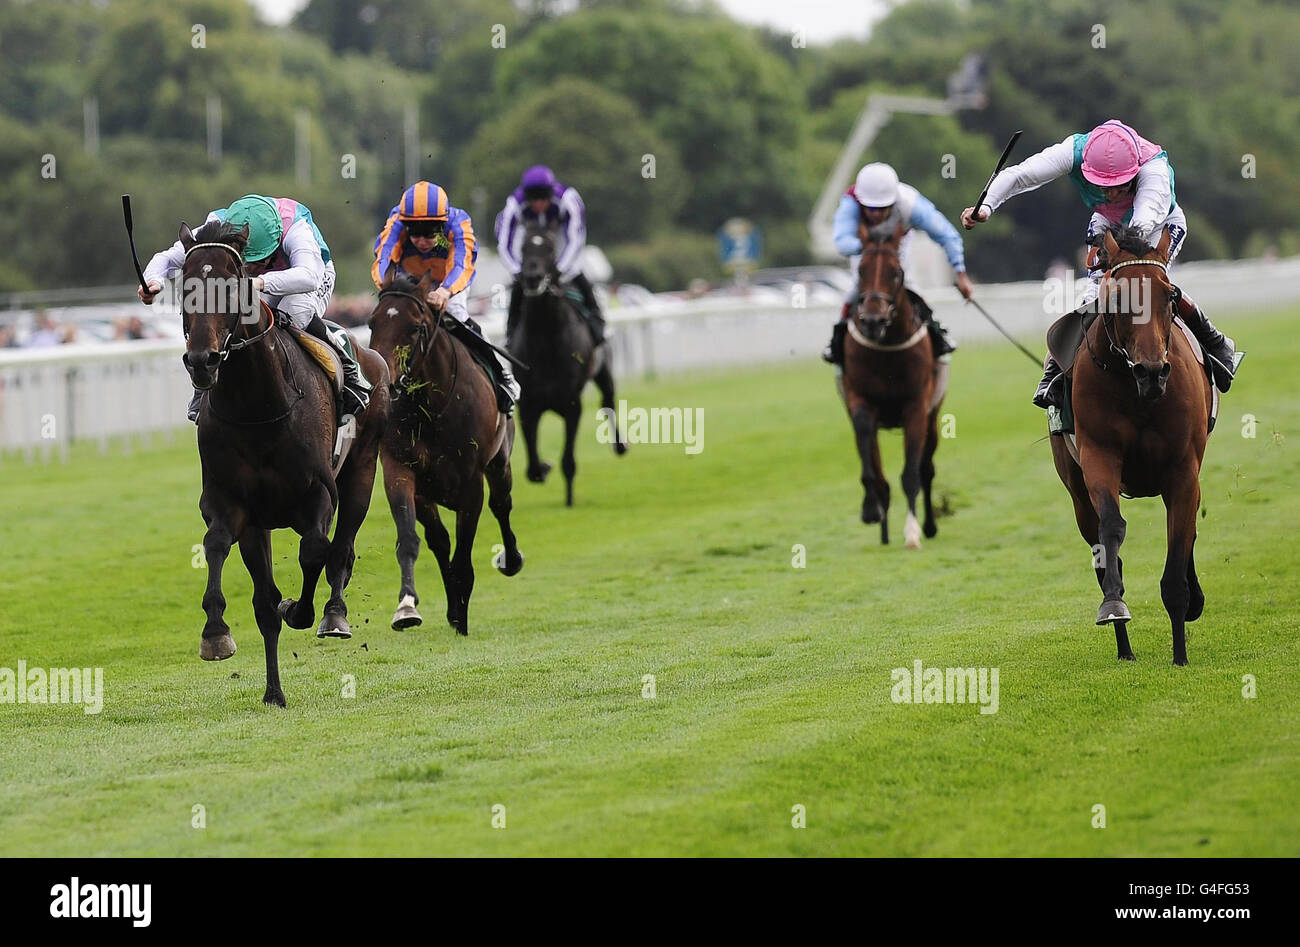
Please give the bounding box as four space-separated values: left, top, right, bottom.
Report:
823 162 974 365
140 194 371 423
373 180 519 414
961 119 1242 412
495 165 606 347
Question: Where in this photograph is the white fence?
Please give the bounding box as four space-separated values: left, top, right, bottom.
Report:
3 256 1299 459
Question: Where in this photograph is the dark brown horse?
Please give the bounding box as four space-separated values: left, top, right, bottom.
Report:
509 220 625 507
180 220 390 706
1051 225 1213 665
368 271 524 635
841 220 944 548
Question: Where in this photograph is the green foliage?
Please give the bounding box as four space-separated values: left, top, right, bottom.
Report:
496 10 811 231
457 79 686 246
603 232 724 292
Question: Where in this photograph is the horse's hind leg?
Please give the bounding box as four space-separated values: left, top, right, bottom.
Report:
415 499 456 628
448 479 484 635
1161 476 1200 666
920 408 940 540
238 527 286 706
520 400 550 484
319 451 378 639
594 362 627 456
279 484 334 631
486 428 524 576
561 401 581 507
198 499 242 661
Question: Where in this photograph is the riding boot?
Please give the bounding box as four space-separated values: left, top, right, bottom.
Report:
456 318 519 415
187 389 203 424
505 280 523 347
307 315 370 420
1033 353 1066 410
572 272 607 346
823 303 851 363
1175 291 1242 392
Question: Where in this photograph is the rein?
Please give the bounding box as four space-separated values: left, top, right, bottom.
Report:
378 287 459 423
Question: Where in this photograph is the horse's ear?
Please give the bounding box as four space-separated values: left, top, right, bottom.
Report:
381 266 395 288
1103 230 1121 264
857 218 870 244
179 222 194 248
235 222 250 243
1154 226 1172 261
416 271 434 293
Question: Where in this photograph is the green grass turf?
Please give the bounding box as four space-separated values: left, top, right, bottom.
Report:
1 306 1296 857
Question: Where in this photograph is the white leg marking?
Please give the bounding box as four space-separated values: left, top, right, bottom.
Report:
904 512 922 549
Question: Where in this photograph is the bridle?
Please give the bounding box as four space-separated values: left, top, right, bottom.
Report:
1086 257 1177 372
182 241 274 360
182 240 303 424
376 286 457 417
849 242 918 348
521 229 559 298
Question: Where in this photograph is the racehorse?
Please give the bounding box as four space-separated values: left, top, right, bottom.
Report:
368 271 524 635
180 220 390 707
508 220 625 507
1050 225 1213 665
841 220 944 548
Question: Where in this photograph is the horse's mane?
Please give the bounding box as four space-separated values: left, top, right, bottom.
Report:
192 219 249 254
386 273 422 295
1106 224 1158 259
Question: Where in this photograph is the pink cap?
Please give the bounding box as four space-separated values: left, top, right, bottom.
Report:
1081 120 1142 187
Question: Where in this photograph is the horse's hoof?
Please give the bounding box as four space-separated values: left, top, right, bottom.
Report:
614 441 628 456
263 688 286 707
903 513 922 549
278 598 314 630
527 463 551 484
200 633 237 661
1173 654 1189 667
448 619 469 637
1118 652 1137 662
498 549 524 577
1096 600 1131 625
392 597 422 630
861 504 882 525
317 613 352 639
923 521 938 539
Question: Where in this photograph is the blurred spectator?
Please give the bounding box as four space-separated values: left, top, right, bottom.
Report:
26 310 62 347
325 295 373 328
0 325 17 348
113 316 149 340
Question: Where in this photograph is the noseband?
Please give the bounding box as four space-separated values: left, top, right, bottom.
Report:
1087 257 1176 372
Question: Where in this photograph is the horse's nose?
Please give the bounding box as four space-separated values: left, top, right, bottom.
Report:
1132 360 1170 399
183 350 221 372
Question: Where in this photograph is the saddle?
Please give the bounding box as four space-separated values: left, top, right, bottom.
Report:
1046 308 1220 465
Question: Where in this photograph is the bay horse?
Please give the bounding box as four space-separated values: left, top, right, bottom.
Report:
508 220 625 507
1051 225 1213 665
180 220 390 707
368 271 524 635
841 220 943 548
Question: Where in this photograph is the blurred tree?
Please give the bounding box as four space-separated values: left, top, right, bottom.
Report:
456 78 686 246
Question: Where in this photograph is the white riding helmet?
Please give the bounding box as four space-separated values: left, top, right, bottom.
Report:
854 163 899 208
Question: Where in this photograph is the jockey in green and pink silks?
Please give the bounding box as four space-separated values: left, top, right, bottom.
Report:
962 119 1242 413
